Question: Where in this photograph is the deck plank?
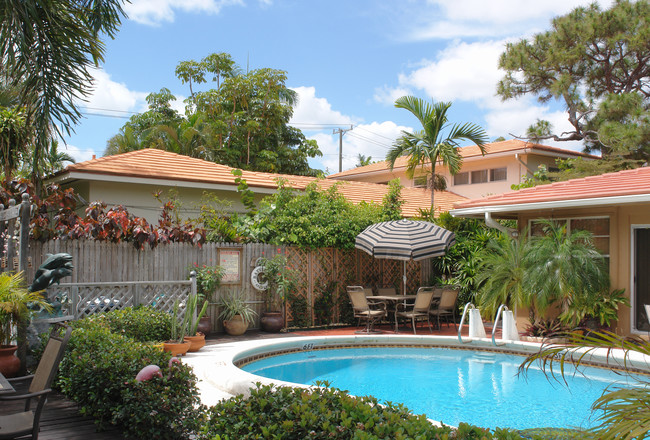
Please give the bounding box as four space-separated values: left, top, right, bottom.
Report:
0 383 125 440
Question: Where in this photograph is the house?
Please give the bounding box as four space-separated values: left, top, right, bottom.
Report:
450 166 650 337
48 149 465 222
327 139 597 200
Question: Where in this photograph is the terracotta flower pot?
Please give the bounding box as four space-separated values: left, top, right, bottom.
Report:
184 333 206 352
162 341 191 357
197 316 212 335
260 311 284 332
223 315 248 336
0 345 21 378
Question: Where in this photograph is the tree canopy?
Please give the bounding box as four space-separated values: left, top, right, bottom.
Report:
0 0 127 187
106 54 323 177
386 97 488 211
498 0 649 166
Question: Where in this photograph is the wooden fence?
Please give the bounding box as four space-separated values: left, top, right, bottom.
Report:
27 240 432 331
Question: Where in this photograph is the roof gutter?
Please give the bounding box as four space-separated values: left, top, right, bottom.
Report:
451 193 650 218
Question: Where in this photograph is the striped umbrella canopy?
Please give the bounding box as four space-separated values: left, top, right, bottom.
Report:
355 220 455 293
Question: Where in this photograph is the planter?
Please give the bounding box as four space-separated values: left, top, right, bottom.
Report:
162 341 191 357
184 333 206 352
260 311 284 333
0 345 21 377
223 315 248 336
197 316 212 336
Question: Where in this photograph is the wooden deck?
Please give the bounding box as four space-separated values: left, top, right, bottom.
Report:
1 382 126 440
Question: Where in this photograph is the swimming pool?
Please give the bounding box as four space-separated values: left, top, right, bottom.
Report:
241 345 639 430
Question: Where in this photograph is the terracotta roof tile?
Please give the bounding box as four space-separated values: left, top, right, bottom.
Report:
60 149 466 217
453 166 650 210
327 139 597 179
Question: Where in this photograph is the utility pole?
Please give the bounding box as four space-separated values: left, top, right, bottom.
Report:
333 125 353 172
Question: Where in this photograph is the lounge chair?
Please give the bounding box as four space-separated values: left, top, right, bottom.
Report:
0 323 73 440
347 286 387 333
395 286 436 334
429 287 459 330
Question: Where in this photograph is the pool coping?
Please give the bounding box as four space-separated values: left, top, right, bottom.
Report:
182 334 650 407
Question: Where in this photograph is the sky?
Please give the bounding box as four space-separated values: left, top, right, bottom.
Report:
63 0 612 174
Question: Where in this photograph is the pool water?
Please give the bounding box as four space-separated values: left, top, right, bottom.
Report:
241 346 638 430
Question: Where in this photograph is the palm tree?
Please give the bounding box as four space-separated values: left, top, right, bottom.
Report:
43 140 76 174
520 330 650 439
476 232 531 319
387 97 488 211
0 0 127 189
525 220 609 318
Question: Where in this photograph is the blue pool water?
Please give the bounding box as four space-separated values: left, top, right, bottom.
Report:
241 346 638 430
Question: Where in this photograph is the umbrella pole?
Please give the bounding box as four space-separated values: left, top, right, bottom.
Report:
403 260 407 295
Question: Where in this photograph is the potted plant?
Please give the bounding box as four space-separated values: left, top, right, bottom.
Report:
217 292 257 336
190 264 225 335
259 254 297 332
0 272 51 377
162 300 191 356
182 291 209 352
564 288 629 332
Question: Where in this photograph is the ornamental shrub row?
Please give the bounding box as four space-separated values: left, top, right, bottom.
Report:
56 315 205 439
76 305 172 342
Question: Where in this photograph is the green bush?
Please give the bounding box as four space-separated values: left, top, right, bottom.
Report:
77 306 172 342
199 382 453 439
56 324 204 438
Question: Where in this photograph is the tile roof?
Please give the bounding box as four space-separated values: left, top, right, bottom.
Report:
453 166 650 212
327 139 598 179
58 149 467 217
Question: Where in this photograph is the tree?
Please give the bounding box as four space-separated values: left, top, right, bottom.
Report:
525 220 609 318
107 54 323 176
356 154 373 167
476 232 531 319
386 96 488 210
0 0 127 188
498 0 650 160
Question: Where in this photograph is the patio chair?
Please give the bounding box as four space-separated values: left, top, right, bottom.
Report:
395 287 436 334
429 287 459 330
0 323 73 440
376 287 397 296
347 286 387 333
363 287 375 297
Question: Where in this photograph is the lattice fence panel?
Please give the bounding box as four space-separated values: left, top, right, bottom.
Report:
336 249 357 323
358 251 380 289
381 259 401 291
406 261 421 295
312 248 336 326
285 247 311 327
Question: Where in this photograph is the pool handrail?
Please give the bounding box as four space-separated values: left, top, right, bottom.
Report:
458 302 475 344
491 304 508 346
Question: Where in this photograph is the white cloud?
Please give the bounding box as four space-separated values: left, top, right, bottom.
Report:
291 86 354 126
83 69 148 113
61 144 97 164
125 0 244 26
373 85 412 106
409 0 614 40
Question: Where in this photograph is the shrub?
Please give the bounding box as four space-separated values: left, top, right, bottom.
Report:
77 306 172 342
199 382 453 439
56 324 204 437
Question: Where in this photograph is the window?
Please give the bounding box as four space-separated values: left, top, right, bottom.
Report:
529 217 610 259
453 172 469 185
490 167 507 182
413 176 427 188
471 170 488 184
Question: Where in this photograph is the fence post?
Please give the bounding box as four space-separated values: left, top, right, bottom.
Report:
18 193 30 272
133 283 139 307
190 270 197 325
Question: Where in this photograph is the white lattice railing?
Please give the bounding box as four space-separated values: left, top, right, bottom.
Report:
45 274 197 320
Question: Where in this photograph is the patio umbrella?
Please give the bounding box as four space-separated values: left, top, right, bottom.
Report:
355 219 455 294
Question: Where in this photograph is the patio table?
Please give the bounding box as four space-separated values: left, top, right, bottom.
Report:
372 294 417 331
0 371 15 394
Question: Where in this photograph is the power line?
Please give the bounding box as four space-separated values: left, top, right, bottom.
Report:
355 126 397 142
347 132 392 149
